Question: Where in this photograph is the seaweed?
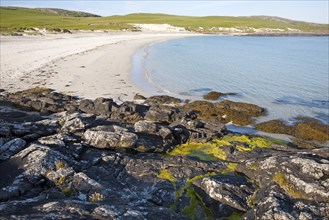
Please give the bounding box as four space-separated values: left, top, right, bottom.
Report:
255 118 329 142
183 100 265 126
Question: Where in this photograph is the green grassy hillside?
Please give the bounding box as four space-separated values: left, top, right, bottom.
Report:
1 7 328 34
36 8 100 17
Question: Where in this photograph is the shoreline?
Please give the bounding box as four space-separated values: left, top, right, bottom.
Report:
1 32 328 145
0 32 198 102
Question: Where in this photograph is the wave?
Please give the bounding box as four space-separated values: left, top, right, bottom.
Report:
274 96 329 109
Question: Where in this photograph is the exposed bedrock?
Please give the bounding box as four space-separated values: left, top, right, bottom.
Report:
0 88 328 219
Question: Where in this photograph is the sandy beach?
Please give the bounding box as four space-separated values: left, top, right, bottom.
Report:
0 32 196 102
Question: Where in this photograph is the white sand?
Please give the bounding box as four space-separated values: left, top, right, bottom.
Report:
0 32 196 102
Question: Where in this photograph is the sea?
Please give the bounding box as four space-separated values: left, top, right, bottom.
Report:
132 36 329 125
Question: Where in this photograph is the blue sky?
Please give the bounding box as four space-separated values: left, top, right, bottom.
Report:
1 1 328 24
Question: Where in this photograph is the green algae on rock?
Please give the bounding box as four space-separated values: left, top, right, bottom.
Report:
167 142 227 161
168 135 274 162
172 172 217 219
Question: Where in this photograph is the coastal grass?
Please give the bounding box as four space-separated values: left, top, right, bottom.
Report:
0 7 131 33
1 7 328 34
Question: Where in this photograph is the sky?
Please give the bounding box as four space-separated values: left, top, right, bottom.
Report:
1 1 328 24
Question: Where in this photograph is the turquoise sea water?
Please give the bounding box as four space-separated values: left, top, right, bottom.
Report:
132 36 329 124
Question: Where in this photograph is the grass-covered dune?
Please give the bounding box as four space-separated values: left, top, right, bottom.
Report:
1 6 328 34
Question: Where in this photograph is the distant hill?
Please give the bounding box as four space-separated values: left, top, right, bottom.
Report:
1 7 328 34
37 8 100 17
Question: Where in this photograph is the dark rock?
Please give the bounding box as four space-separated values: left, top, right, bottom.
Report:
93 97 114 116
134 93 147 100
4 88 79 114
62 29 71 33
134 134 167 153
0 109 42 124
79 99 94 114
171 126 190 144
10 119 60 138
0 123 11 137
145 105 194 124
0 138 26 161
170 118 226 142
111 102 149 123
133 120 177 151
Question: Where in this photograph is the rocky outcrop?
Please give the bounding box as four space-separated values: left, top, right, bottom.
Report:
0 88 328 219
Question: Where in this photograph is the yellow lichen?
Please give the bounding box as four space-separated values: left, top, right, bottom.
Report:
62 188 72 196
247 162 259 170
157 169 175 182
55 161 65 170
58 176 65 184
220 163 237 174
88 192 105 202
272 172 309 199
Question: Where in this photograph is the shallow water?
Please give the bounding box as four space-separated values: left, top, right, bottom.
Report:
132 36 329 124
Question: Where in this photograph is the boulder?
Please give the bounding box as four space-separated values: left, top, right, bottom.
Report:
111 102 149 123
134 120 158 134
83 129 138 149
79 99 94 114
61 113 95 133
0 138 26 161
93 97 115 116
195 174 255 211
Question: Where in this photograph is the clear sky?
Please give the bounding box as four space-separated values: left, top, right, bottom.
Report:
1 1 328 24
